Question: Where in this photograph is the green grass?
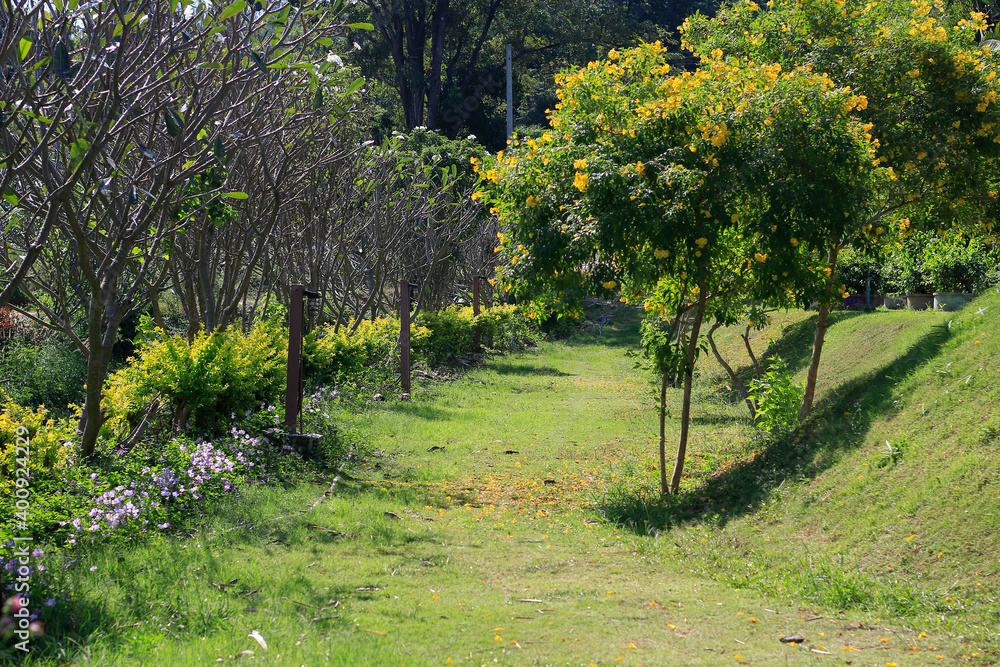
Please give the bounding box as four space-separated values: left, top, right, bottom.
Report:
9 297 1000 665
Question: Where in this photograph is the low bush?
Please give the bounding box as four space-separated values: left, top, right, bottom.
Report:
0 337 87 417
103 320 286 438
747 356 802 434
303 318 431 385
0 396 76 500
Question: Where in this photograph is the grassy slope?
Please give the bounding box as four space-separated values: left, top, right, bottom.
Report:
12 295 1000 666
654 289 1000 660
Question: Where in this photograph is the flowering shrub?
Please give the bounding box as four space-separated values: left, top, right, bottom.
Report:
104 320 286 436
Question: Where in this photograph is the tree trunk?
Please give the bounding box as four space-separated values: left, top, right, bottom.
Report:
658 370 668 496
799 244 841 420
706 320 756 420
668 282 708 496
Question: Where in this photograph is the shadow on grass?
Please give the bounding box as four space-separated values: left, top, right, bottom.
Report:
561 303 643 349
706 310 866 414
488 363 571 377
594 320 952 534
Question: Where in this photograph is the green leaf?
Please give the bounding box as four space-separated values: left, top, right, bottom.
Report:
218 0 247 21
316 37 333 47
249 51 267 74
54 42 71 78
3 188 17 207
344 78 364 95
347 22 374 31
18 38 32 62
313 87 324 110
197 62 225 69
70 138 90 170
224 191 248 199
165 110 182 137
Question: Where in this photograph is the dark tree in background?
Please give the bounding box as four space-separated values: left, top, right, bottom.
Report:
354 0 718 149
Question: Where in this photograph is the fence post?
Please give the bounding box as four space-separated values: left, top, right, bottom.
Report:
400 279 411 393
473 276 481 352
285 284 304 433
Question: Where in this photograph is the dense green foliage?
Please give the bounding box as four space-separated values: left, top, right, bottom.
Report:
104 322 287 437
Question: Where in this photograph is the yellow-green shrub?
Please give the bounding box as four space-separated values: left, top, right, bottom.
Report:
104 321 286 436
413 307 477 364
304 318 430 385
0 395 76 496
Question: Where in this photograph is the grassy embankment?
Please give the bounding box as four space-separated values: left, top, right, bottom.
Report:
12 293 1000 666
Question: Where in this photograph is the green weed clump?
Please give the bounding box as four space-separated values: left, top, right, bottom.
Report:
747 355 803 434
103 320 287 437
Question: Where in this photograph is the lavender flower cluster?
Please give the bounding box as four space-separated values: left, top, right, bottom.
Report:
303 386 340 419
56 433 273 547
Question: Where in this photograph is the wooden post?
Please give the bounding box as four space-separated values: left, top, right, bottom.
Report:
473 276 481 351
284 284 304 433
400 279 411 393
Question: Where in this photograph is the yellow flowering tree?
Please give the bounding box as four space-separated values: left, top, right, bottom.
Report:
479 42 878 495
682 0 1000 417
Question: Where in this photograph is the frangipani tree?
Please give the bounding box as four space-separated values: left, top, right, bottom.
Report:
479 42 879 495
682 0 1000 417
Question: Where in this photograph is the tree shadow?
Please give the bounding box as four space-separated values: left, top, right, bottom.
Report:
488 363 571 377
706 309 866 408
594 320 952 534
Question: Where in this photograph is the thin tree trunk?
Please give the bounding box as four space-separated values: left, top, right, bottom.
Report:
742 325 761 382
658 370 668 496
707 320 756 420
799 244 841 420
668 282 708 495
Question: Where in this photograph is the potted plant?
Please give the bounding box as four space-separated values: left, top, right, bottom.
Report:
883 237 933 310
923 236 987 311
836 247 886 310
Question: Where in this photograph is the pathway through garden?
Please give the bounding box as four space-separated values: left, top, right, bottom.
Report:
78 313 967 665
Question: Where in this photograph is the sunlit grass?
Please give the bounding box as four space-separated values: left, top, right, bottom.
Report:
13 296 999 665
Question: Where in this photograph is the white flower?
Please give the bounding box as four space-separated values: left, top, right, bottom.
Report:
326 53 344 68
466 134 477 140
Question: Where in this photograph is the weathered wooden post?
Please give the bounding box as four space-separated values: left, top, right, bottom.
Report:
473 276 481 352
285 284 305 433
400 279 412 393
284 286 324 456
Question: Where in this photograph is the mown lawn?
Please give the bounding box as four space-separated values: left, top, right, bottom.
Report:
15 300 995 666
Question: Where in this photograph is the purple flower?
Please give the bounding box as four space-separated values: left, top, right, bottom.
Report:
44 599 56 607
89 566 98 572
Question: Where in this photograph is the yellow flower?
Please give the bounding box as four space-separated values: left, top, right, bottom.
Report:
603 280 617 289
574 171 589 191
574 158 588 170
755 252 768 263
636 161 646 176
526 195 539 208
654 248 670 259
471 191 484 200
790 237 799 246
695 237 708 248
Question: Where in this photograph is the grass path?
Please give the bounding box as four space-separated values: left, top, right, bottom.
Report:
45 309 975 666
